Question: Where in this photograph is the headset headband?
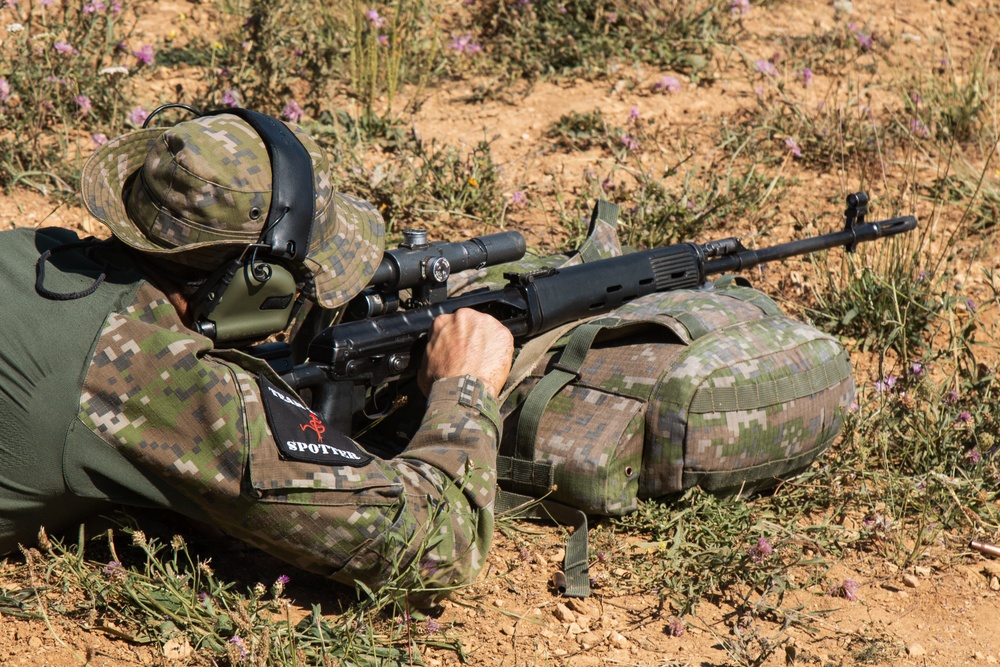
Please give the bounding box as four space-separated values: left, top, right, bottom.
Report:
200 108 316 262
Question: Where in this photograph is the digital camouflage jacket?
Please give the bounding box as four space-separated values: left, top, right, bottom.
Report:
0 227 499 598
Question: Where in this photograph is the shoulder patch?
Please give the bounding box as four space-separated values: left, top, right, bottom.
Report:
258 374 373 467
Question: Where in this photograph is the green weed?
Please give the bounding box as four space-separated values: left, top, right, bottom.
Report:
0 0 148 192
465 0 733 84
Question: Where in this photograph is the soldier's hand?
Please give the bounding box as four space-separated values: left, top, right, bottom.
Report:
419 309 514 398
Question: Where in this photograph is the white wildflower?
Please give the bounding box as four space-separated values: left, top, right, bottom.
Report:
7 23 24 33
99 65 129 76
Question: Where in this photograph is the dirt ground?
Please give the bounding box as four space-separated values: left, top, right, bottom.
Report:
2 0 1000 665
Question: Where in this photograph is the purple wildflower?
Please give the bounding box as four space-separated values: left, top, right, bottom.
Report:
799 67 813 86
132 44 154 66
228 636 249 661
909 361 925 378
110 0 121 12
863 513 891 536
276 574 290 585
104 560 125 579
628 107 640 122
510 190 527 207
755 60 778 77
282 99 303 123
666 617 686 637
621 134 639 151
910 92 923 107
730 0 750 15
41 0 53 5
601 177 615 191
221 89 241 108
830 578 859 601
966 449 983 464
0 77 9 102
75 95 92 115
604 11 618 23
874 376 897 393
849 23 874 51
653 75 681 93
378 34 388 46
83 1 106 13
449 34 481 54
909 118 928 137
365 9 385 28
54 42 78 55
957 411 973 424
748 537 773 563
784 136 802 157
558 3 567 12
128 106 149 127
426 618 442 634
966 298 977 313
945 389 960 404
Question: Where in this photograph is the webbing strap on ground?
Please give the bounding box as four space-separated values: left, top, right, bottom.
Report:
496 490 590 598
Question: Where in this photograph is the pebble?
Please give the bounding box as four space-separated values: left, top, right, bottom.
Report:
27 637 42 650
501 625 516 636
610 631 630 649
914 566 932 577
568 599 598 618
902 574 920 588
554 603 576 624
907 643 926 657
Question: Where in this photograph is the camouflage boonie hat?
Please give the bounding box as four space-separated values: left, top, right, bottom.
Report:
80 113 385 309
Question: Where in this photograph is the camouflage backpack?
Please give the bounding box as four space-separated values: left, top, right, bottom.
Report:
486 202 855 596
497 281 854 514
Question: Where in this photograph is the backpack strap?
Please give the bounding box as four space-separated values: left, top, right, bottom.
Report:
496 490 591 598
514 319 614 461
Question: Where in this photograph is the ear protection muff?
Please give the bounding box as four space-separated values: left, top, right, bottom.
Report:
142 106 316 345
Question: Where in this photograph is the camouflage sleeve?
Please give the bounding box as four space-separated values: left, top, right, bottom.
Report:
78 283 499 601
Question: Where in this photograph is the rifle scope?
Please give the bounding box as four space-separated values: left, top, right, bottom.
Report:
367 230 526 291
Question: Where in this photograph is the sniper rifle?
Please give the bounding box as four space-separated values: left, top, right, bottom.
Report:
253 192 916 433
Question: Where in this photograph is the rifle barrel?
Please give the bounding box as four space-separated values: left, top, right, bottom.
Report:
704 216 917 275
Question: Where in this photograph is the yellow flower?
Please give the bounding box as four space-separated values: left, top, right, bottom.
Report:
467 177 479 188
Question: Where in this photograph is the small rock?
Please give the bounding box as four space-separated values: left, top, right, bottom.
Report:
493 599 505 608
567 622 585 635
987 657 997 665
611 631 630 649
552 549 566 562
501 625 516 636
576 632 601 649
975 652 985 661
27 636 42 650
902 574 920 588
914 566 932 577
568 598 598 617
907 644 926 657
554 603 576 624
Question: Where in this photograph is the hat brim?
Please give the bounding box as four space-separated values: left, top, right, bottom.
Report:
81 128 385 310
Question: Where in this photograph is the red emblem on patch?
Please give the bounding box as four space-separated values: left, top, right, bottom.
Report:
301 413 326 442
